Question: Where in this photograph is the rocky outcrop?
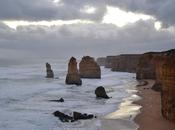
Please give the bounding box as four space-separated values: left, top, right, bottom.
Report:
95 86 109 99
53 111 74 122
73 111 94 120
53 111 95 122
49 98 64 103
46 63 54 78
79 56 101 79
96 57 106 66
65 57 82 85
161 56 175 122
111 54 141 73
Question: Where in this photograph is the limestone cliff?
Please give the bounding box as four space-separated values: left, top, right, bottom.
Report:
79 56 101 79
65 57 82 85
161 56 175 122
96 57 106 66
136 52 158 79
105 56 117 68
111 54 141 73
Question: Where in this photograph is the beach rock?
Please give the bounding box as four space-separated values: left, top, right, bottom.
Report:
151 83 162 92
65 57 82 85
111 54 141 73
53 111 74 122
79 56 101 79
96 57 106 66
73 111 94 120
46 63 54 78
95 86 109 99
53 111 95 122
137 80 148 87
161 55 175 122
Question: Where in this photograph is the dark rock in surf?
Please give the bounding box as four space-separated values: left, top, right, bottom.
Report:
53 111 95 123
46 62 54 78
73 111 94 120
53 111 74 122
49 98 64 103
95 86 109 99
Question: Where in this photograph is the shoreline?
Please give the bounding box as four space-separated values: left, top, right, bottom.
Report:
101 80 141 130
134 80 175 130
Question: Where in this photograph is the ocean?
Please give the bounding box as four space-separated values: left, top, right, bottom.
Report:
0 59 140 130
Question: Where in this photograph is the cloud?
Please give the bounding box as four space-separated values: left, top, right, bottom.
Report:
1 0 175 27
0 0 107 21
107 0 175 26
0 20 175 60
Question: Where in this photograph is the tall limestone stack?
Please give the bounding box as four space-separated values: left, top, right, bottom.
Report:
136 52 157 79
65 57 82 85
161 56 175 122
79 56 101 79
46 63 54 78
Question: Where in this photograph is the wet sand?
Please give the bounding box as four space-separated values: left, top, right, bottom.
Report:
134 80 175 130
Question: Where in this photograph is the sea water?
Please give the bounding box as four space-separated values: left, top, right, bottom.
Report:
0 60 140 130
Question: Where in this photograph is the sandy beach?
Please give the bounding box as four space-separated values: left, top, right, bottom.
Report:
134 80 175 130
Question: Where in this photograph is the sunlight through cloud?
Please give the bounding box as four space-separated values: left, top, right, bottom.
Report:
80 5 96 14
103 6 152 27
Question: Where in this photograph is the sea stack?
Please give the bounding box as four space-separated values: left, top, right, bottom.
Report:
65 57 82 86
161 56 175 122
79 56 101 79
46 63 54 78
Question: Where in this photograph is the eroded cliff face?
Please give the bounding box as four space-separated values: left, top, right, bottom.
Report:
152 56 165 91
105 56 117 68
136 53 158 80
96 57 106 66
111 54 141 73
65 57 82 85
161 56 175 122
79 56 101 79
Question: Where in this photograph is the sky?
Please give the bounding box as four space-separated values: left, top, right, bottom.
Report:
0 0 175 60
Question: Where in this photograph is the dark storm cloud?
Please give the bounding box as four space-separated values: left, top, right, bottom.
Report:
0 0 106 21
1 0 175 26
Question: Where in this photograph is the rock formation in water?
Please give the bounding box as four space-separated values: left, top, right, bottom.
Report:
53 111 95 122
96 57 106 66
49 98 64 103
161 55 175 122
111 54 141 73
95 86 109 99
79 56 101 79
46 63 54 78
65 57 82 85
